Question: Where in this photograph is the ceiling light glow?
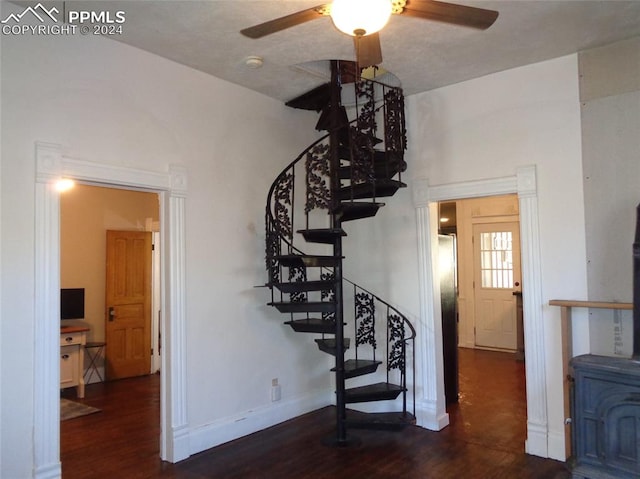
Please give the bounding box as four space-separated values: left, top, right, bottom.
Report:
55 178 75 192
330 0 392 36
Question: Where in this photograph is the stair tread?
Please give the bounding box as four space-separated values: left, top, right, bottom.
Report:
338 146 404 163
331 359 382 379
344 410 416 431
337 179 406 200
297 228 347 245
285 318 336 334
345 382 405 403
276 254 339 260
334 202 384 222
269 301 335 306
315 338 351 355
271 280 334 293
316 105 349 131
297 228 346 235
269 301 336 313
347 130 383 147
344 358 382 369
285 83 331 111
346 382 404 394
338 163 405 180
337 145 385 162
276 254 343 268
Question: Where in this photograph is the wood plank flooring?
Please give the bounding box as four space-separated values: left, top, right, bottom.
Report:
61 348 571 478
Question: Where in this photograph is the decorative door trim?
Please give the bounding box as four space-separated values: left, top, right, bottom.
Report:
412 165 549 458
34 142 189 478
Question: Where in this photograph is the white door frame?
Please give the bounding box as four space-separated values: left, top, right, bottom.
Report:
412 165 550 458
151 230 162 374
34 142 190 479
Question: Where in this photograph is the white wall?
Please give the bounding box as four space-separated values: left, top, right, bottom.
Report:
579 37 640 356
0 17 3 478
0 15 328 478
344 55 589 460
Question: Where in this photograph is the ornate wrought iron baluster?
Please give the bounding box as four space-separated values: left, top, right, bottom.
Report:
321 271 335 323
305 142 331 215
355 289 376 365
288 266 307 303
384 87 407 158
387 311 405 372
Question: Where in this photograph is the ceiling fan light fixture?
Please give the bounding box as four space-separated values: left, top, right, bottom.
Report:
330 0 392 37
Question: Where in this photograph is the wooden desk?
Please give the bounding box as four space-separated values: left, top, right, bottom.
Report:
60 325 89 398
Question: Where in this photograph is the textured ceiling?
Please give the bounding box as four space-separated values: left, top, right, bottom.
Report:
17 1 640 102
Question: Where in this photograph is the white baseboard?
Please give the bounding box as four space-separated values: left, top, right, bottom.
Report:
525 420 549 458
415 399 449 431
546 429 568 461
187 389 332 457
34 461 61 479
169 425 191 463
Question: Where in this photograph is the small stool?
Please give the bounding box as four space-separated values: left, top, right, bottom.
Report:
84 341 106 383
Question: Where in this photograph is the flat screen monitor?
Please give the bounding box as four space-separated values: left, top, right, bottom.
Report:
61 288 85 320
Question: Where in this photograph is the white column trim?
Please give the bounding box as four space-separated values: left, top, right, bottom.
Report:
33 143 190 478
412 167 551 457
516 165 548 457
413 180 449 430
34 144 63 479
164 165 190 461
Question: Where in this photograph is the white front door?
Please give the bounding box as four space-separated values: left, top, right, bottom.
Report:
473 222 522 350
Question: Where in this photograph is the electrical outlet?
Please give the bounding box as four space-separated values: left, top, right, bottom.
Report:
271 384 281 402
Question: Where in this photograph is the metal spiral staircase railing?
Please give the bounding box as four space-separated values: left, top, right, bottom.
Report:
264 60 415 444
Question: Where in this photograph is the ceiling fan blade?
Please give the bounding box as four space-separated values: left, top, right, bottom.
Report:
402 0 498 30
354 33 383 68
240 5 329 39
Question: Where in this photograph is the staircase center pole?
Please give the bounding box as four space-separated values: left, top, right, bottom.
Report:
329 60 347 444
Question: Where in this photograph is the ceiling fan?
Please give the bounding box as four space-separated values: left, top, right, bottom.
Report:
240 0 499 68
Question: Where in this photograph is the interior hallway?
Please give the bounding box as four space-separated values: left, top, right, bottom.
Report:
60 349 569 478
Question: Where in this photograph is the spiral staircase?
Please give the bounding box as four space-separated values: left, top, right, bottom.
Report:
265 60 416 445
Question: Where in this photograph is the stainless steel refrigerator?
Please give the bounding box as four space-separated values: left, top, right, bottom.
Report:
439 234 458 404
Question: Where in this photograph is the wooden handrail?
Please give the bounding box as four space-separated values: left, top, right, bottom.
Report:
549 299 632 310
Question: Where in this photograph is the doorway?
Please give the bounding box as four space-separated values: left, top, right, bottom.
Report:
438 195 524 385
33 143 189 476
60 185 160 382
438 196 527 452
414 168 550 458
59 184 161 463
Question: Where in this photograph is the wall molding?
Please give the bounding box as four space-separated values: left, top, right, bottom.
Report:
412 166 550 457
33 142 189 478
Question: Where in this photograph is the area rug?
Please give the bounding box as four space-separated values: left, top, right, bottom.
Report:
60 398 101 421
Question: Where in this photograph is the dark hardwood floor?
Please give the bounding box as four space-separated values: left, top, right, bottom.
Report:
61 349 571 478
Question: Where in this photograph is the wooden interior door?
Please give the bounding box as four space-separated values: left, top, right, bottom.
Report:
105 230 152 379
473 222 521 350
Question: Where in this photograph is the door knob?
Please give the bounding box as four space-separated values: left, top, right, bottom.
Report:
108 307 115 321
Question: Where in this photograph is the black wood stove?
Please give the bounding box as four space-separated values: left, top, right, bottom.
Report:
571 204 640 479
